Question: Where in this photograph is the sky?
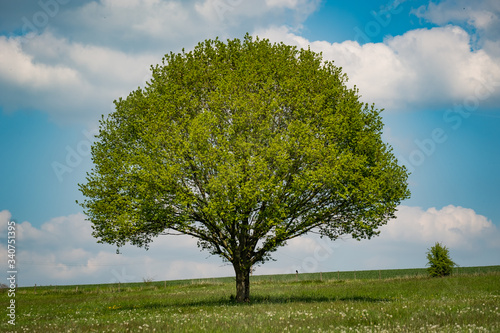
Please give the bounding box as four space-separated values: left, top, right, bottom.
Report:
0 0 499 287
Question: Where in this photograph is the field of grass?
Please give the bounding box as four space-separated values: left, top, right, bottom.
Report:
2 266 499 332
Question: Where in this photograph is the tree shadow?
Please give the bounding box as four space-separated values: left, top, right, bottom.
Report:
113 294 391 311
248 294 391 304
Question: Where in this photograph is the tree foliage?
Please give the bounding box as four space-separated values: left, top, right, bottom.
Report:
79 34 410 302
426 242 456 277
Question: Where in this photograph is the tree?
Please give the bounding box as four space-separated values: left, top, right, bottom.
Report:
426 242 456 277
78 35 410 302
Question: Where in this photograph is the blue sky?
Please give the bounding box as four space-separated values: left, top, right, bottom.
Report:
1 0 499 287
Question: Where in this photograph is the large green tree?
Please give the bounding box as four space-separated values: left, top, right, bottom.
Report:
79 35 410 302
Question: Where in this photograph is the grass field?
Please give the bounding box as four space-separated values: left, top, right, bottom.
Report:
2 266 499 332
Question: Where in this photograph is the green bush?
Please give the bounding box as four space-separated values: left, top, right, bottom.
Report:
426 242 456 277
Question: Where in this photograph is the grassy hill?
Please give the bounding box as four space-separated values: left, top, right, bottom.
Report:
2 266 499 332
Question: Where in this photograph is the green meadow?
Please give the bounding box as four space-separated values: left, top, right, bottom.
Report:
2 266 499 332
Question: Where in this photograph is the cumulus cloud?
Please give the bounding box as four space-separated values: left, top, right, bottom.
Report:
413 0 500 57
13 0 320 53
0 32 157 124
1 204 498 286
413 0 500 35
0 0 321 124
381 205 499 249
256 25 500 111
0 36 78 89
0 210 13 230
0 210 232 286
3 0 498 123
261 205 500 274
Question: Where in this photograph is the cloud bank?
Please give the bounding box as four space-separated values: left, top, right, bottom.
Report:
0 0 320 124
1 205 498 287
256 25 500 112
0 209 234 286
2 0 500 124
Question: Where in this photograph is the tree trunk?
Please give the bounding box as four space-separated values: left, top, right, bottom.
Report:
234 265 251 303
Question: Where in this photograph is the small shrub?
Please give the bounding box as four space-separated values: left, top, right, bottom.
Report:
426 242 456 277
142 277 154 285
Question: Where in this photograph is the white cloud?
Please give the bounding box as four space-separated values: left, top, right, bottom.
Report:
1 205 498 286
0 210 231 286
264 0 318 10
413 0 500 58
194 0 319 26
2 0 499 123
255 25 500 111
0 210 13 233
260 205 500 274
0 0 321 124
0 32 156 124
413 0 500 32
266 0 299 8
381 205 499 249
0 35 80 89
7 1 498 123
70 0 198 47
49 0 320 53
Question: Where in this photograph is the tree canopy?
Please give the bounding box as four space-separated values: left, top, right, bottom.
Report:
79 34 410 302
